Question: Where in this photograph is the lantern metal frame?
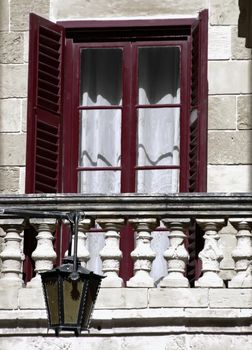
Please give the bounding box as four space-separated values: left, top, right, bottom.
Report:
0 208 104 336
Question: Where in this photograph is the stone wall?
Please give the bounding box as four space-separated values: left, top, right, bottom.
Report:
0 0 251 193
0 0 50 194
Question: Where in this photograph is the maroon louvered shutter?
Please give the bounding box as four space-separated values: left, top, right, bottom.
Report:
187 10 208 285
188 9 208 193
25 13 65 194
24 14 65 282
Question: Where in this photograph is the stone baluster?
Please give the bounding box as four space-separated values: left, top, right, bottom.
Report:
160 219 190 288
127 218 158 288
0 219 25 287
27 219 57 288
98 218 124 287
195 219 226 288
66 219 92 267
229 219 252 288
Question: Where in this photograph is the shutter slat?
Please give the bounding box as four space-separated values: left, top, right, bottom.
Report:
39 43 60 59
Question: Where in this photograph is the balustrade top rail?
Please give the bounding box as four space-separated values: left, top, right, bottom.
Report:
0 193 252 219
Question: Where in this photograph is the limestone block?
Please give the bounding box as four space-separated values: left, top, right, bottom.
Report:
19 166 26 194
188 334 252 350
148 288 208 308
95 288 148 309
121 335 186 350
0 0 9 31
0 285 19 309
210 0 239 25
0 336 252 350
231 26 251 60
18 287 45 309
208 26 231 60
208 95 236 130
207 165 252 192
0 134 26 166
0 33 24 64
21 98 27 132
23 32 29 63
0 99 21 132
208 131 252 164
0 167 20 193
51 0 208 20
10 0 50 31
0 337 121 350
0 64 28 98
237 95 252 129
209 289 252 308
208 61 252 94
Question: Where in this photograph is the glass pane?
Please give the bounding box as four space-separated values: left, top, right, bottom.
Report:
80 48 122 106
79 109 121 167
138 46 180 104
78 171 121 194
63 279 84 324
137 108 180 166
136 169 179 193
44 278 59 326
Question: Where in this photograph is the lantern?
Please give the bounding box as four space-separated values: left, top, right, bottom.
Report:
40 211 104 335
41 257 103 336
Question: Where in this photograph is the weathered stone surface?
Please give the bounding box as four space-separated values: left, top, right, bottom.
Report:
21 98 27 132
207 165 252 192
0 99 21 132
188 334 252 350
209 61 252 94
231 26 251 60
208 131 252 164
18 287 45 309
10 0 50 31
0 65 28 98
0 285 19 309
0 335 251 350
219 223 236 271
96 288 148 309
23 32 29 63
208 95 236 130
51 0 207 20
19 166 25 194
0 33 24 64
210 0 239 25
208 26 231 60
209 289 252 308
148 288 208 308
0 167 20 193
0 0 9 31
122 335 186 350
0 134 26 166
237 95 252 129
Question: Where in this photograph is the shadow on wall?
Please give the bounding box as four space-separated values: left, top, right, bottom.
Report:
238 0 252 191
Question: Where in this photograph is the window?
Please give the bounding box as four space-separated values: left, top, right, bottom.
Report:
24 12 208 283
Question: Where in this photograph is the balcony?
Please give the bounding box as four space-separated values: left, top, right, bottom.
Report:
0 193 251 337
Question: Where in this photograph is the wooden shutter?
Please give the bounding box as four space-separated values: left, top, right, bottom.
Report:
24 14 65 282
188 9 208 193
187 10 208 284
25 13 65 193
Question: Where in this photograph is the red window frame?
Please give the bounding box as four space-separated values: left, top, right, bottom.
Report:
65 40 189 194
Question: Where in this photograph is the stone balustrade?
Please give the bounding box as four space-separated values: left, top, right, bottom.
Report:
0 193 252 289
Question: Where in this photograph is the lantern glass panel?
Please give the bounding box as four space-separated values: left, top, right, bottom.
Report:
63 278 86 324
44 277 59 326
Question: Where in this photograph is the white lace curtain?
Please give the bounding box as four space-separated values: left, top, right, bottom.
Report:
79 46 180 282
